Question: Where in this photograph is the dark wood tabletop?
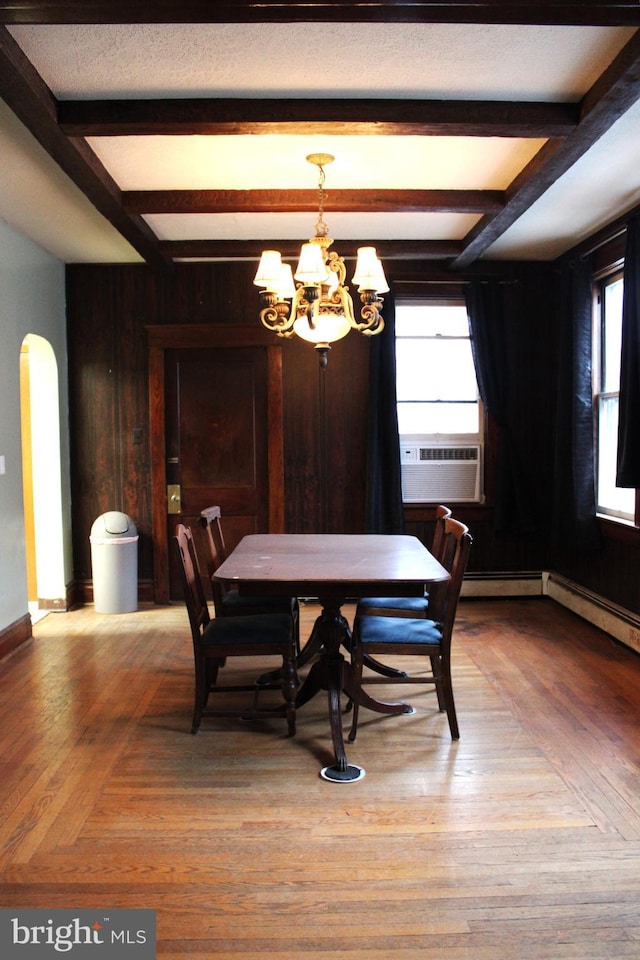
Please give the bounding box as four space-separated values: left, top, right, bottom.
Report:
213 533 449 599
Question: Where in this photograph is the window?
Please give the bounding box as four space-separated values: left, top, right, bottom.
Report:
396 299 483 503
593 272 635 521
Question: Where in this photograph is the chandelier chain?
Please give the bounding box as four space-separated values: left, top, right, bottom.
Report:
314 162 329 238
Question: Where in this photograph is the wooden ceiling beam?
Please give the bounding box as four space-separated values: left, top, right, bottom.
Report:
59 99 577 139
0 25 168 268
452 26 640 267
158 239 464 260
123 188 504 216
1 2 639 27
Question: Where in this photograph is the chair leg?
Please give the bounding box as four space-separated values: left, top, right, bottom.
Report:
439 659 459 740
204 658 220 707
192 653 221 734
348 645 364 743
293 606 301 657
282 655 298 737
191 654 207 734
430 654 446 711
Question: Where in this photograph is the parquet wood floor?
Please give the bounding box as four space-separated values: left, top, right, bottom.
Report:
1 598 639 958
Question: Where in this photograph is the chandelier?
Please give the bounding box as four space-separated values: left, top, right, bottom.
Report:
253 153 388 367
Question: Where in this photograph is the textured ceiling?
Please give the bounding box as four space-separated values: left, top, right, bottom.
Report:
1 15 640 265
8 23 629 99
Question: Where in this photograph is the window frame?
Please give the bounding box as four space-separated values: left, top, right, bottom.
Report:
396 295 484 444
592 265 640 530
395 290 487 506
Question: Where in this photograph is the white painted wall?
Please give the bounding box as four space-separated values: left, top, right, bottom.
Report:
0 220 71 632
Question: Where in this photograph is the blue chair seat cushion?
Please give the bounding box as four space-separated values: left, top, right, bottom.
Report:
357 614 443 648
357 595 429 615
201 613 293 647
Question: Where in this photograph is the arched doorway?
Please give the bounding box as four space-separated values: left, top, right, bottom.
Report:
20 334 66 618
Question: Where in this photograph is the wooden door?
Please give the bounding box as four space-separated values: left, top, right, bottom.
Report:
165 347 269 598
148 325 284 603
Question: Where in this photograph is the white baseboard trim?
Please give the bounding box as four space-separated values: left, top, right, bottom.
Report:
544 572 640 656
461 571 640 656
462 572 544 599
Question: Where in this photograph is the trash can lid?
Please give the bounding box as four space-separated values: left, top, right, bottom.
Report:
90 511 137 538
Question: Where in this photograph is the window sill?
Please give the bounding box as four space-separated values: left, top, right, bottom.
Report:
597 515 640 545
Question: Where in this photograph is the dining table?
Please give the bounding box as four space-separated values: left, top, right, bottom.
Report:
213 533 449 782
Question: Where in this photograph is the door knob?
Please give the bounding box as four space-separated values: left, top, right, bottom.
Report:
167 484 181 514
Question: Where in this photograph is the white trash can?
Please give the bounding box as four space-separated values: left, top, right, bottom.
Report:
90 511 139 614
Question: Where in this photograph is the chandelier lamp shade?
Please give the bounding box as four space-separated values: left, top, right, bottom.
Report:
253 154 388 367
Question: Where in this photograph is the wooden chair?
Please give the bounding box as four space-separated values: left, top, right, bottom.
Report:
199 504 228 561
351 505 453 683
198 506 300 655
172 523 298 735
348 517 472 743
355 505 452 620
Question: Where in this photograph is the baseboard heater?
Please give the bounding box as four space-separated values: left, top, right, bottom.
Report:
545 573 640 656
462 571 544 598
463 571 640 656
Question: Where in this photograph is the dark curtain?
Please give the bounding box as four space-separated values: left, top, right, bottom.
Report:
617 215 640 487
465 280 535 535
551 255 601 550
365 289 404 533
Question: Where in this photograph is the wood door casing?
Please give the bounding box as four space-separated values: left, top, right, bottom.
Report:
148 325 284 603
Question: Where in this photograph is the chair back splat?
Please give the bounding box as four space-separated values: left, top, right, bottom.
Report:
198 505 300 654
348 517 472 743
430 504 453 562
199 505 227 568
172 523 298 736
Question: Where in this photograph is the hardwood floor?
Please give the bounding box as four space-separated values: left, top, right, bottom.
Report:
1 598 639 958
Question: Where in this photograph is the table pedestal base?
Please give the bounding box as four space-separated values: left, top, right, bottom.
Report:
296 599 413 781
320 764 366 783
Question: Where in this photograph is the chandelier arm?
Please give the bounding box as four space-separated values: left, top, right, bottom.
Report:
258 294 296 337
298 285 319 328
326 249 346 286
259 309 296 337
355 298 385 335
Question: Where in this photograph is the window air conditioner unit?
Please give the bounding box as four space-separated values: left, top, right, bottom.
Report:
400 442 482 503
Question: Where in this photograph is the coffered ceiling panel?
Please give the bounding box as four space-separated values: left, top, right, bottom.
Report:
7 22 633 99
1 3 639 268
86 135 545 191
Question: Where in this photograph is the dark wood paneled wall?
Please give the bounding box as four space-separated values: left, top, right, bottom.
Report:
67 265 156 590
66 258 602 601
66 261 376 592
548 234 640 617
552 520 640 615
